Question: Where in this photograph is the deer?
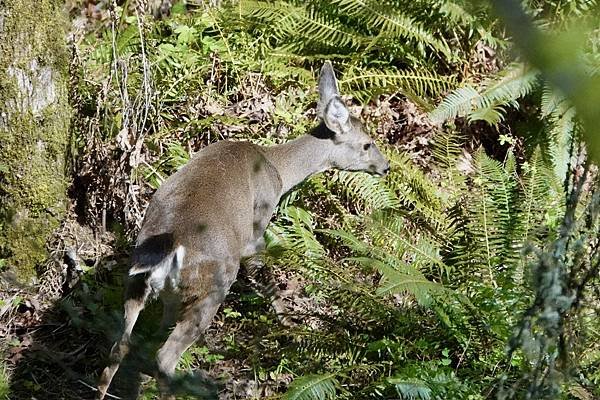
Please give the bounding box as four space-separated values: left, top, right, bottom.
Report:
97 61 390 399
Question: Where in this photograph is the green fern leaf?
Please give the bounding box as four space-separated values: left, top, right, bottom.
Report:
542 87 576 183
476 63 538 110
429 63 539 124
428 85 479 124
331 170 400 211
388 378 432 400
241 1 363 51
467 104 506 125
376 264 446 306
330 0 452 58
342 66 456 106
283 373 339 400
437 1 475 25
540 82 566 118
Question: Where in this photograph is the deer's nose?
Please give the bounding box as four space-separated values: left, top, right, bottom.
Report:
374 165 390 177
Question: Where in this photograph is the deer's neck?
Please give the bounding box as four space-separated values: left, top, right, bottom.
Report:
265 124 336 195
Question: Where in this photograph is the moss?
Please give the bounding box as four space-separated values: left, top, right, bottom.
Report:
0 0 70 283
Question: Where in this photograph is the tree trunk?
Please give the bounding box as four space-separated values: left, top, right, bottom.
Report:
0 0 70 283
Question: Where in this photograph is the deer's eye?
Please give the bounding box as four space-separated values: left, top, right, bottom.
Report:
363 143 372 151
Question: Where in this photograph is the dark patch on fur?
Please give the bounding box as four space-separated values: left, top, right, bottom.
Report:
131 232 175 268
310 121 336 140
124 273 150 301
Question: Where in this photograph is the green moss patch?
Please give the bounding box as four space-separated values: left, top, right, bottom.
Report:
0 0 70 282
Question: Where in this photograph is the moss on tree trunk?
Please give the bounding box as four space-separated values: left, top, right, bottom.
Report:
0 0 70 282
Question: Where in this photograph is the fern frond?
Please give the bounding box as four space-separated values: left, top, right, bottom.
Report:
540 82 566 118
467 104 508 125
428 86 479 124
548 107 576 183
240 1 363 51
368 214 450 277
330 170 400 212
541 85 576 183
283 373 339 400
270 206 325 258
389 378 432 400
431 129 464 174
437 1 476 26
341 67 456 106
450 150 521 284
518 148 562 242
290 330 364 362
375 262 447 306
385 151 449 228
477 63 539 109
429 63 540 124
330 0 452 58
472 153 507 266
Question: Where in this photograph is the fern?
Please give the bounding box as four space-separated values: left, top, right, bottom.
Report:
476 63 538 110
540 84 577 183
446 147 564 290
385 151 449 228
240 1 363 51
518 148 562 242
375 262 447 306
330 170 400 211
540 82 566 118
341 66 456 106
236 0 474 105
325 209 450 307
431 129 464 171
368 214 449 276
329 0 452 58
429 63 540 124
389 378 432 400
437 1 475 26
448 150 519 286
283 373 339 400
268 206 325 259
428 85 479 125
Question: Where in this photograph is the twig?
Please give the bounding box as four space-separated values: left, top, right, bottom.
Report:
78 379 123 399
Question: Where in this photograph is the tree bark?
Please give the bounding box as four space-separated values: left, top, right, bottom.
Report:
0 0 70 282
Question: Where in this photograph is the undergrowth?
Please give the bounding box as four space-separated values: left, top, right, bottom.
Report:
4 0 596 399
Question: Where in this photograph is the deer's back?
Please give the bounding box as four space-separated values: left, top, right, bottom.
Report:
136 140 282 265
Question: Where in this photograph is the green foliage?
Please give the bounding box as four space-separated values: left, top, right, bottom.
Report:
0 364 8 400
236 0 496 103
391 379 432 400
283 373 339 400
259 129 565 397
430 3 600 164
340 66 456 106
429 63 539 125
74 1 599 399
540 84 576 182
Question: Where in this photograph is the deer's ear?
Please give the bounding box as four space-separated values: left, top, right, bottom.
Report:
318 61 350 133
323 97 350 134
318 61 339 107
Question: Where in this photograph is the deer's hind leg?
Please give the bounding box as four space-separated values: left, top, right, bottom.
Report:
155 259 239 400
98 275 151 399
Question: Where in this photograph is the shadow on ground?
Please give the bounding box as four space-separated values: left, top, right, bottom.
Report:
4 242 280 399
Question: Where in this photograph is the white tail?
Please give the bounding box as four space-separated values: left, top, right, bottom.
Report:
97 61 389 399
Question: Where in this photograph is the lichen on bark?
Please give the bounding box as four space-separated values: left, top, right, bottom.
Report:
0 0 70 282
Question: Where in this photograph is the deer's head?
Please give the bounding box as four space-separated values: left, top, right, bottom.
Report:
317 61 390 176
